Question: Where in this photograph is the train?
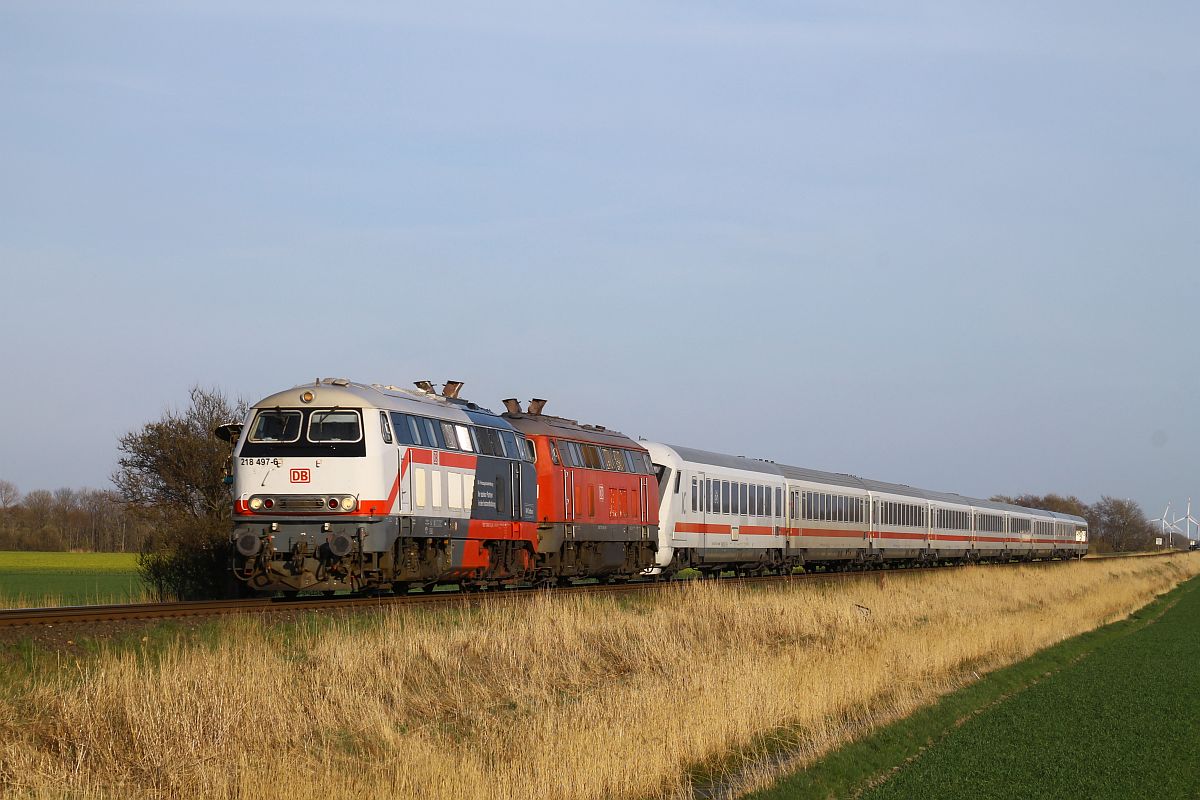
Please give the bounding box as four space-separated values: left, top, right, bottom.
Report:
219 379 1088 595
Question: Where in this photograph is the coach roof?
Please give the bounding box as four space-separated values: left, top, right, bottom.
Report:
665 444 1086 524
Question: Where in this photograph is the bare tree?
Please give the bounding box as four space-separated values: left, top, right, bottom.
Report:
0 480 19 510
1091 496 1156 552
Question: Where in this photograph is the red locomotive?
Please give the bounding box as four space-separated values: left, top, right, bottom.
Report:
502 398 660 581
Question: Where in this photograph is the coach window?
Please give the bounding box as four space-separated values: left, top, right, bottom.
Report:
722 481 731 514
691 478 698 512
741 483 749 515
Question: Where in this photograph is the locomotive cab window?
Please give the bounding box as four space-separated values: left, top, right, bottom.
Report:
308 410 362 442
379 411 393 444
249 410 302 443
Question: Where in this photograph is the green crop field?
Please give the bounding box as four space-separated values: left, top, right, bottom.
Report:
0 551 147 607
751 575 1200 800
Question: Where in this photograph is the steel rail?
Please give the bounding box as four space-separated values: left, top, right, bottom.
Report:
0 552 1167 629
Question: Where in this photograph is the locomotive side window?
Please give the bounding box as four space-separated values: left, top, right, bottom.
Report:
249 410 302 443
498 430 519 460
380 412 393 444
308 410 362 442
455 425 473 452
439 422 460 450
390 413 417 446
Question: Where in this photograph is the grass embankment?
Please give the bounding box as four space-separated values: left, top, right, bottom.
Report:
0 555 1196 799
0 551 146 608
749 571 1200 800
864 575 1200 799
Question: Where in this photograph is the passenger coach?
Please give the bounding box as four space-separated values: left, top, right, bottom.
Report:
643 443 1088 573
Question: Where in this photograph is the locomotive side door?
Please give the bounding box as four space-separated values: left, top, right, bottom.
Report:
398 448 410 514
510 460 523 536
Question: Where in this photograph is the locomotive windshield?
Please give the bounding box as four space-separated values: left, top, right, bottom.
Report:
249 410 302 442
308 410 362 442
240 408 366 458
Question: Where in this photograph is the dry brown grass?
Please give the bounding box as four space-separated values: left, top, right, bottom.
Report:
2 554 1197 800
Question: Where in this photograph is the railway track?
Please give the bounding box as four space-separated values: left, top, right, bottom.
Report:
0 552 1173 629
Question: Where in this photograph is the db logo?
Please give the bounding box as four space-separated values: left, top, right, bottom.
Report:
290 469 311 484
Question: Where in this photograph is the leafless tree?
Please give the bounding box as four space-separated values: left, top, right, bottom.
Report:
0 480 19 510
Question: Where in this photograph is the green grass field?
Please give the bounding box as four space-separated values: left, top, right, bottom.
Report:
750 575 1200 800
0 551 147 607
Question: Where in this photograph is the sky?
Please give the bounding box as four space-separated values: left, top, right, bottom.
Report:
2 2 1198 521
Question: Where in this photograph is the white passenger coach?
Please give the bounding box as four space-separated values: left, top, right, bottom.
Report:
644 443 1088 573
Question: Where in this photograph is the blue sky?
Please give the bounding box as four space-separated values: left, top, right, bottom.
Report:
2 2 1197 520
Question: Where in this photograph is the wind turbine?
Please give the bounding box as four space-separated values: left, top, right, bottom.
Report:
1149 504 1183 548
1171 498 1199 545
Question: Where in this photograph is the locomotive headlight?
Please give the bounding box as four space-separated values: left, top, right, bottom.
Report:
340 496 356 511
249 497 264 511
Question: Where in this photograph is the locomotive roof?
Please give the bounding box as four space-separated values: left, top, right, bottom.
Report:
665 444 1086 524
503 412 644 450
251 380 507 423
